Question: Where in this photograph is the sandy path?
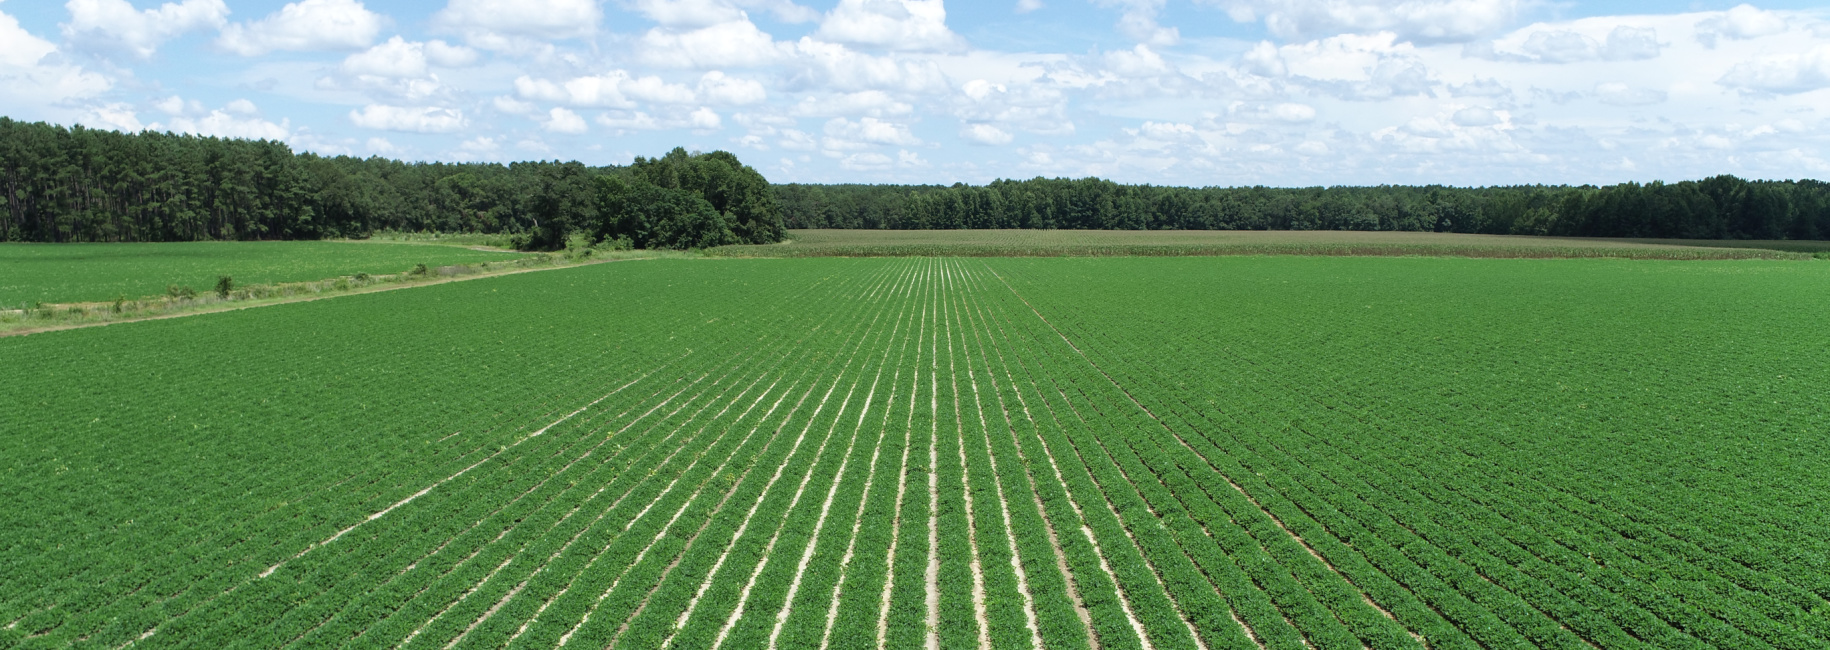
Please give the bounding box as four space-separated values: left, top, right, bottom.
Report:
3 256 655 339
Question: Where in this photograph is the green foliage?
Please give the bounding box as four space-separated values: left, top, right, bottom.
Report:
0 119 786 249
775 175 1830 241
580 148 789 251
165 284 196 299
214 275 233 298
592 175 736 250
627 147 786 245
409 263 428 276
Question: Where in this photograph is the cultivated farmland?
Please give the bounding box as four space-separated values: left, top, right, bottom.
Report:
2 256 1826 649
706 229 1819 260
0 241 527 306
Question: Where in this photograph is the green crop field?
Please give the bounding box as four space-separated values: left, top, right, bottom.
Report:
708 229 1819 260
3 256 1827 649
0 241 527 306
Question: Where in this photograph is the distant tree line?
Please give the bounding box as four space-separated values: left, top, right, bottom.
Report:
7 116 1826 245
776 176 1830 240
0 118 783 249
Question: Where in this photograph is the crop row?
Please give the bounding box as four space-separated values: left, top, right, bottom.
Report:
0 259 906 647
983 255 1830 650
7 255 1822 649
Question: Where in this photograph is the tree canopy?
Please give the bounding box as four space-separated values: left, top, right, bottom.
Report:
775 177 1830 240
0 119 785 250
5 116 1825 246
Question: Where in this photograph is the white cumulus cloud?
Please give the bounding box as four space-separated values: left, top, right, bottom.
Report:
790 38 950 93
816 0 965 52
1094 0 1179 46
824 116 920 150
515 71 698 108
433 0 599 49
1211 0 1523 44
84 102 144 132
349 104 467 132
543 107 587 133
632 0 746 29
639 19 788 67
1594 82 1666 106
690 106 722 129
323 37 477 102
62 0 229 59
838 151 893 170
342 36 421 77
340 37 476 77
960 123 1013 145
593 106 723 132
791 90 912 117
1451 106 1500 126
1718 45 1830 94
698 71 767 105
218 0 384 56
156 100 290 139
1269 102 1316 122
1696 4 1788 47
0 9 111 111
1513 26 1662 63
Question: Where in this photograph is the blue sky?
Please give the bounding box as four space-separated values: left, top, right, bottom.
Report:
3 0 1828 186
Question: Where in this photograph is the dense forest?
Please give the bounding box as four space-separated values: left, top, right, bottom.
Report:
4 117 1827 245
0 118 783 249
776 177 1830 240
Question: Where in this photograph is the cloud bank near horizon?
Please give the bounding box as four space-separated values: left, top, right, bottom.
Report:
4 0 1829 186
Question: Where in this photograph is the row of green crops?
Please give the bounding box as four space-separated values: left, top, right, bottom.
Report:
991 256 1830 650
706 242 1811 260
2 255 1825 648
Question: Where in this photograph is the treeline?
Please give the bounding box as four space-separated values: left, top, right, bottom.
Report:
0 118 783 249
8 116 1828 245
776 176 1830 240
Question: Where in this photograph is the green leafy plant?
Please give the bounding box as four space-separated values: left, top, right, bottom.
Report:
215 276 233 298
